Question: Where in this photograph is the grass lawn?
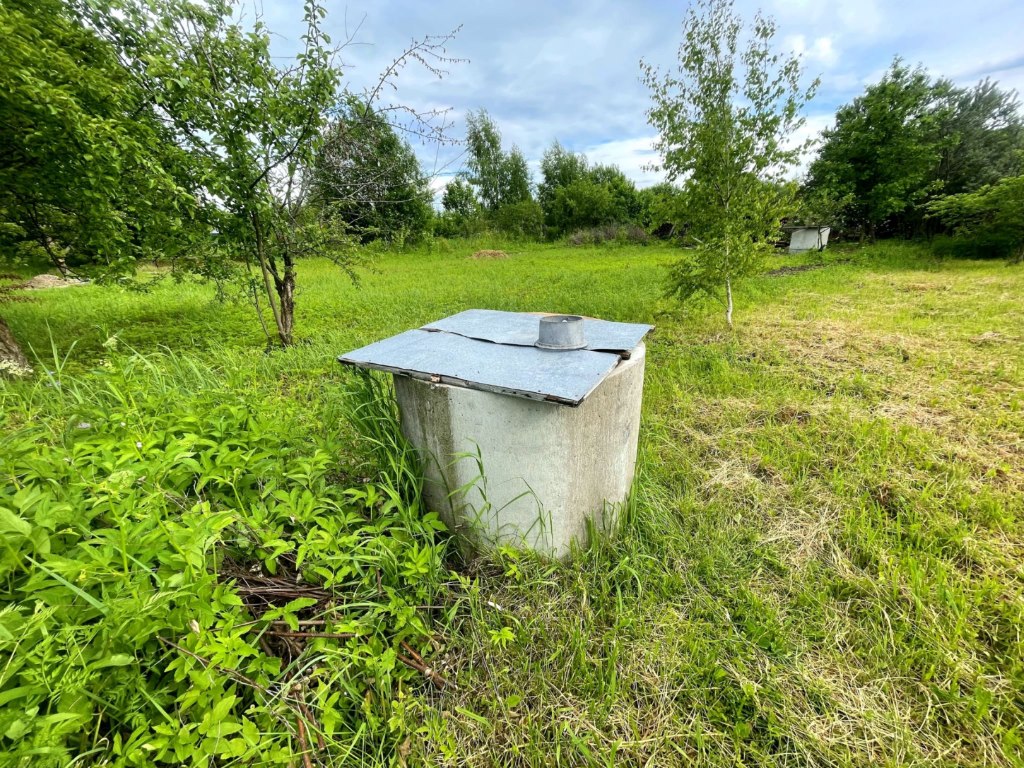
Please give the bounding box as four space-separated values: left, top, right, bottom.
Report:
1 241 1022 766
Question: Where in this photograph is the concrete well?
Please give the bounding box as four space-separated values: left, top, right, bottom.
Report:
394 344 645 557
338 309 653 558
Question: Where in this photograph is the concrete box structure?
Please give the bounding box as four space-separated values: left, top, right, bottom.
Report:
339 310 652 557
788 226 831 253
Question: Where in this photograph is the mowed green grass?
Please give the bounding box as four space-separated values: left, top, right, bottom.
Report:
3 241 1023 766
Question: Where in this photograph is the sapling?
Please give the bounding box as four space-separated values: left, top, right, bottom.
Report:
642 0 817 326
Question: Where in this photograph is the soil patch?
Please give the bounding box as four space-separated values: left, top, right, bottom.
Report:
766 258 850 277
970 331 1013 346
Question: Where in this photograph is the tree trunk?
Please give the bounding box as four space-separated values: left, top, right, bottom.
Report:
250 210 295 348
724 229 734 328
0 317 31 376
276 265 295 347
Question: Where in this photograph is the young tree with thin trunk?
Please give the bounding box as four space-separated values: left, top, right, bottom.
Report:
464 110 507 212
642 0 816 326
464 110 534 209
83 0 458 347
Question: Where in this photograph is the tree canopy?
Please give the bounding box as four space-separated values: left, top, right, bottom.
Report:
310 98 433 245
1 0 457 348
806 61 946 239
537 142 642 235
464 109 533 211
933 79 1024 196
806 62 1024 239
0 0 194 276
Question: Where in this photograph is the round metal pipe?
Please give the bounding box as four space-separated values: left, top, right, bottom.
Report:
535 315 586 350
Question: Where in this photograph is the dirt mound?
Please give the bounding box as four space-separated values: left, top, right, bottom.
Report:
469 250 509 260
22 274 88 290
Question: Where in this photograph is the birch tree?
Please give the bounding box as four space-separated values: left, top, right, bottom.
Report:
642 0 816 326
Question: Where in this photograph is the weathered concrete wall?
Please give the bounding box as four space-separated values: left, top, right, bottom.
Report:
394 344 646 557
789 227 831 253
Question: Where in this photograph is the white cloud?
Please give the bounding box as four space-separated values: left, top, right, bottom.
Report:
579 136 664 188
786 34 839 67
787 113 835 178
770 0 884 41
258 0 1024 192
429 175 452 198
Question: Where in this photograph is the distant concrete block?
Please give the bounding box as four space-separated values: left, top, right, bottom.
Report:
788 226 831 253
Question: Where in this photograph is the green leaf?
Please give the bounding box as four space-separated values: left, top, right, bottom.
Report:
455 707 490 727
0 507 31 537
95 653 135 668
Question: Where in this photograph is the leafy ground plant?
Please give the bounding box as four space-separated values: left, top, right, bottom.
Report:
0 348 448 766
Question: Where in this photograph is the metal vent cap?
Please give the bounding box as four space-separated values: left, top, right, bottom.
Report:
535 315 585 350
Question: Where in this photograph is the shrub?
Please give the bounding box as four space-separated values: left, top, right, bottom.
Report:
567 225 650 247
491 200 545 240
927 174 1024 262
433 210 486 240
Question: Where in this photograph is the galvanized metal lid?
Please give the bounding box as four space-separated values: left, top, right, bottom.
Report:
338 309 653 406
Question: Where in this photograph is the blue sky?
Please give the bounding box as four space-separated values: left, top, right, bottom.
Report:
263 0 1024 196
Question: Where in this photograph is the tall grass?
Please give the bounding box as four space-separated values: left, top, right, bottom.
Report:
2 241 1022 766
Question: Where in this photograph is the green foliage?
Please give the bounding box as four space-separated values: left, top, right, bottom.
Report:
0 349 447 766
549 178 618 233
548 171 641 236
537 142 643 236
81 0 344 347
501 148 533 207
537 142 589 215
927 173 1024 261
4 0 455 347
642 0 816 325
310 97 434 245
807 66 1023 239
464 110 505 211
791 184 852 228
807 60 946 239
933 79 1024 196
442 179 479 218
491 200 545 240
436 178 480 238
464 110 534 212
537 142 642 236
637 182 685 234
0 0 194 276
588 164 642 223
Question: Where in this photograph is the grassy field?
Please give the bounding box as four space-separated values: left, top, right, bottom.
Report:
1 241 1022 766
